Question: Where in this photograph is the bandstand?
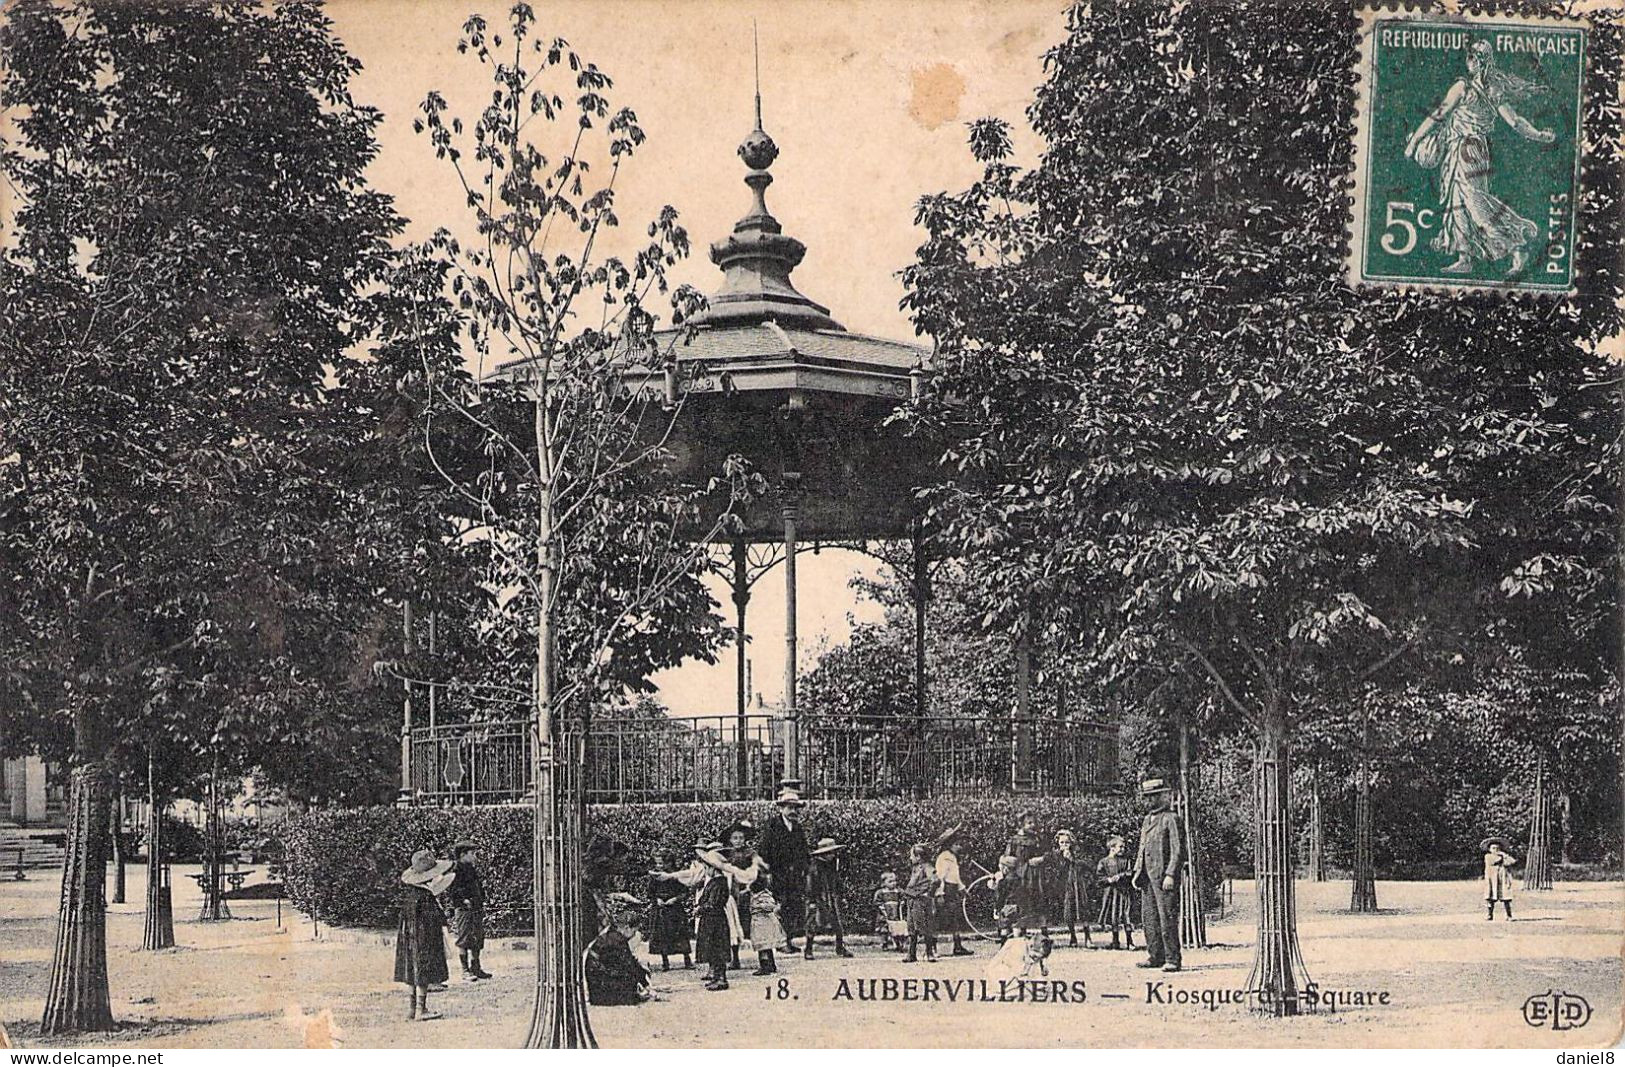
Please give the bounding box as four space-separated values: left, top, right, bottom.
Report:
402 94 1121 807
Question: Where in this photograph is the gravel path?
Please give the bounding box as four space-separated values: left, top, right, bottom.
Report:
1 868 1618 1048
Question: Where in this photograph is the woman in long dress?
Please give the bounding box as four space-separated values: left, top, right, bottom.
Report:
394 849 455 1021
1405 40 1556 277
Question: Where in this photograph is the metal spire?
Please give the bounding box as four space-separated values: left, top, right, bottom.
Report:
753 19 763 130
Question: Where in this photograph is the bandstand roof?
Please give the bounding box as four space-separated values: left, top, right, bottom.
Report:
493 93 939 544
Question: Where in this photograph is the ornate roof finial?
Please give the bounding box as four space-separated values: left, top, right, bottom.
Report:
739 21 779 174
690 25 841 332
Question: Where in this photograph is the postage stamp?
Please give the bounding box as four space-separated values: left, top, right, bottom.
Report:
1348 9 1587 293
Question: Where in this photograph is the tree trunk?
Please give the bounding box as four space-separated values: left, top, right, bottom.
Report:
109 793 126 905
141 778 175 951
41 761 116 1034
1245 705 1310 1016
199 772 226 921
1308 767 1327 883
1177 718 1207 949
1349 745 1377 912
1559 792 1572 866
524 398 596 1049
1523 756 1554 891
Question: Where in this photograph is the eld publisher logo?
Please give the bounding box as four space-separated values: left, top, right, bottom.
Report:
1522 989 1591 1031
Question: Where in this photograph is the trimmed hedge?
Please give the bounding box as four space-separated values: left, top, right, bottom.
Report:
274 794 1243 933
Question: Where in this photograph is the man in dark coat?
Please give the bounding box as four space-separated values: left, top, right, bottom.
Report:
757 789 810 950
1131 777 1184 973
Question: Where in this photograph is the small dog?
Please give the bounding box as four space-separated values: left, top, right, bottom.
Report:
1022 932 1054 977
986 931 1054 980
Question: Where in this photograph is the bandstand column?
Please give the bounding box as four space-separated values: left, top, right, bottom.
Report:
781 477 801 783
398 601 414 806
911 525 928 730
731 538 751 794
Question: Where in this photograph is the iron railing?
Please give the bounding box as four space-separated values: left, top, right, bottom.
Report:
407 713 1120 806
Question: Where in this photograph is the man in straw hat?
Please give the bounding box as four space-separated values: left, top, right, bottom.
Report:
804 835 855 959
1481 836 1519 920
395 849 455 1020
1130 776 1184 973
758 787 810 952
446 838 491 981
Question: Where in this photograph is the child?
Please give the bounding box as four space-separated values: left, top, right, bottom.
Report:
873 871 907 951
446 839 491 981
394 849 455 1021
933 826 974 957
804 837 854 959
692 841 737 990
646 848 693 970
650 840 748 990
748 860 785 975
1482 836 1519 920
992 854 1021 943
723 821 759 969
586 893 652 1005
1047 828 1093 948
1096 834 1135 949
901 842 940 963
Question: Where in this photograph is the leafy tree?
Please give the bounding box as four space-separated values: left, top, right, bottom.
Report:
1 0 406 1030
406 5 756 1046
901 0 1620 1015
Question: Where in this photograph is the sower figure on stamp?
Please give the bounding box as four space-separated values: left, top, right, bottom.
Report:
804 836 854 959
1481 836 1519 920
758 788 810 953
1404 39 1554 277
1131 777 1184 973
445 839 491 981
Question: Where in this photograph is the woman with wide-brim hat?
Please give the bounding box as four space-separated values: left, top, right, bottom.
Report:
394 849 455 1020
1481 836 1519 920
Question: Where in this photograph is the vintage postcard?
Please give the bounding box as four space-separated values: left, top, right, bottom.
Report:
1 0 1620 1055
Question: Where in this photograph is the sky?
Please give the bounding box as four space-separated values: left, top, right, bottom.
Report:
326 0 1067 715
